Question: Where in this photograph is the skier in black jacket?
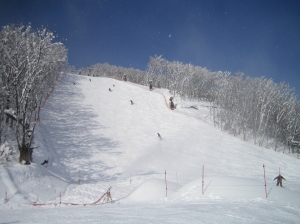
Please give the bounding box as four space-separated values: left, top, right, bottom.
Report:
149 80 153 91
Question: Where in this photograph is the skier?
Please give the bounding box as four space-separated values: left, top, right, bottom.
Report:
169 96 175 110
123 74 127 82
149 80 153 91
130 100 134 105
41 159 48 165
157 133 162 140
274 174 285 187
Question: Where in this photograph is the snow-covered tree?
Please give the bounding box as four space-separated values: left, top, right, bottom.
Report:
0 24 67 164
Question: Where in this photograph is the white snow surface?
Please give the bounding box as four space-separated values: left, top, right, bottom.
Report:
1 73 300 223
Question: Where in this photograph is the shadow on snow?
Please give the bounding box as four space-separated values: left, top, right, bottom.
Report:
38 74 120 183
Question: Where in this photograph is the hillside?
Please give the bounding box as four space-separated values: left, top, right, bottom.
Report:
1 73 300 223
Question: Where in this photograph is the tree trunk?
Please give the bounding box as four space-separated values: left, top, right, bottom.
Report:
19 144 32 165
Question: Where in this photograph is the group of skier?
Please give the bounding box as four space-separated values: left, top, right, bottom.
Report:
123 74 287 188
123 75 176 110
148 80 175 110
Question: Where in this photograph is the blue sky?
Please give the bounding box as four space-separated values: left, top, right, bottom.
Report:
1 0 300 95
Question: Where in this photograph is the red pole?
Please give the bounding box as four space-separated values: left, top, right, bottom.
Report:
165 170 167 197
263 164 268 198
202 165 204 194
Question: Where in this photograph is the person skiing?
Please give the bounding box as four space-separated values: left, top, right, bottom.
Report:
41 159 48 165
274 174 285 187
149 80 153 91
123 74 127 82
157 133 162 140
169 96 175 110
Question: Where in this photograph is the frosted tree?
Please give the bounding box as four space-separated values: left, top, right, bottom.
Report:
270 83 298 150
78 63 146 84
0 24 67 164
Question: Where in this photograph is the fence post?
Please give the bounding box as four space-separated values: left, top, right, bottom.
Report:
78 171 80 185
165 170 167 197
202 165 204 194
263 164 268 198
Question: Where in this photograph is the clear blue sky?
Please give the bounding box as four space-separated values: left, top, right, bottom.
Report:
1 0 300 95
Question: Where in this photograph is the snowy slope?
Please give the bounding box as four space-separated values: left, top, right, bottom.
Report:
1 73 300 223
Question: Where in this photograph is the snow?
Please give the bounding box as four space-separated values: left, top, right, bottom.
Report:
1 73 300 223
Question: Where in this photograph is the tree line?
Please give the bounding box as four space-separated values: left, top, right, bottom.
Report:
78 62 147 84
79 56 300 154
0 24 67 164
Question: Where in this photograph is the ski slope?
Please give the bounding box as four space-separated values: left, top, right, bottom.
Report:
1 73 300 223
